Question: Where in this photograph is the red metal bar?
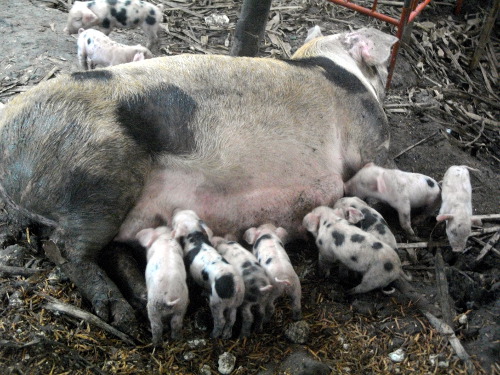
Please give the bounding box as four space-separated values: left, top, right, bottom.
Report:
409 0 432 22
325 0 400 25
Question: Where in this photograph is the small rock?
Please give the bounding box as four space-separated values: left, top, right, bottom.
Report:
389 348 405 363
200 364 211 375
187 338 207 349
183 351 196 361
218 352 236 375
284 320 310 344
458 313 468 325
8 291 23 308
278 351 331 375
204 13 229 27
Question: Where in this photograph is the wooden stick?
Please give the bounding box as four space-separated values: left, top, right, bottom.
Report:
471 214 500 221
43 296 135 345
471 226 500 236
475 230 500 261
469 0 500 70
393 131 439 159
0 265 47 277
434 248 455 326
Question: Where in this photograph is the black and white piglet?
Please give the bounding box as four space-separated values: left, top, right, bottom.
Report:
244 224 302 321
303 206 406 294
171 210 244 339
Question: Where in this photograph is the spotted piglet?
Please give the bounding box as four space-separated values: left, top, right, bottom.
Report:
344 163 440 239
136 226 188 345
303 206 405 294
171 210 244 339
333 197 397 249
437 166 481 252
243 224 302 321
212 237 273 337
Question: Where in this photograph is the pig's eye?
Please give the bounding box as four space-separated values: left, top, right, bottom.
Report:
75 17 82 22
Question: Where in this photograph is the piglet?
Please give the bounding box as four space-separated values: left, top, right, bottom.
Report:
344 163 440 238
136 226 189 345
171 210 245 339
243 224 302 321
77 28 153 70
65 0 164 48
212 237 273 337
437 166 481 252
333 197 397 249
303 206 407 294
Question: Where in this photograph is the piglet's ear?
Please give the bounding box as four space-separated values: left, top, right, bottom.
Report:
305 25 323 43
303 213 320 234
275 227 289 242
346 207 364 224
199 220 213 241
346 28 398 66
243 228 258 245
376 174 387 193
210 236 225 248
82 8 98 25
436 214 454 222
136 228 155 248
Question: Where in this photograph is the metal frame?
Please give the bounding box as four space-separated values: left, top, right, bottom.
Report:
325 0 463 88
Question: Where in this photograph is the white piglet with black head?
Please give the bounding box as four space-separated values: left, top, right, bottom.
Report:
136 226 189 346
212 237 273 338
171 210 244 339
244 224 302 321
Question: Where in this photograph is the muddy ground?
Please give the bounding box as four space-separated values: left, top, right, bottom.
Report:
0 0 498 374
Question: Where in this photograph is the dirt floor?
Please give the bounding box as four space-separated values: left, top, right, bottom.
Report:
0 0 498 374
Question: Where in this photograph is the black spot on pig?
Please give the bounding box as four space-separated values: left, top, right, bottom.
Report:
360 98 386 128
107 0 118 5
245 286 259 302
215 274 235 299
323 220 327 226
71 70 113 81
222 258 230 265
360 209 377 229
87 38 91 45
372 242 383 250
318 239 323 246
102 17 110 29
242 261 252 269
133 18 139 24
284 57 367 95
149 9 155 15
351 234 365 243
111 7 127 25
187 231 211 246
145 15 156 25
384 261 394 272
253 234 272 250
326 223 332 228
331 231 345 246
184 244 202 268
87 1 95 7
116 84 197 155
426 178 435 187
227 241 237 245
351 256 358 262
202 269 209 281
125 0 131 5
375 223 386 235
266 258 272 265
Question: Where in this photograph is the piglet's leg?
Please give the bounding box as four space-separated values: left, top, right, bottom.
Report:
396 201 417 239
147 302 164 346
239 303 254 338
222 307 237 339
170 313 185 340
209 299 225 339
289 283 303 320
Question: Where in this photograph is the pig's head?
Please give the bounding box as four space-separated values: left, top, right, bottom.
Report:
171 209 214 240
293 26 398 101
244 224 289 245
64 1 99 35
436 214 472 252
302 206 338 236
210 236 227 248
136 226 172 248
343 163 385 198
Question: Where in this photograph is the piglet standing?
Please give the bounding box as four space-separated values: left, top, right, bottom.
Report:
333 197 397 249
212 237 273 337
77 28 153 70
65 0 164 48
136 226 189 346
243 224 302 321
344 163 440 238
437 166 481 252
171 210 245 339
303 206 405 294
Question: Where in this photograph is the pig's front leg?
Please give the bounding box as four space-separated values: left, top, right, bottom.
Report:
209 299 226 339
395 200 417 239
317 252 333 278
222 308 237 339
43 240 138 336
239 303 255 338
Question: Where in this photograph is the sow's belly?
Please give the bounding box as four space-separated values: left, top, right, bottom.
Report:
117 168 344 241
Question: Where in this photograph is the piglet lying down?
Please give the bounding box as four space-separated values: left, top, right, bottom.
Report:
303 206 408 294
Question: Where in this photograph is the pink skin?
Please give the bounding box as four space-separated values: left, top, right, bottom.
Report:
436 166 481 252
137 226 188 345
244 224 302 321
344 163 441 239
303 206 404 294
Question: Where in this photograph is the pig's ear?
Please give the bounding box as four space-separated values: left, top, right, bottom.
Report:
78 28 85 35
303 213 320 234
436 214 454 222
136 228 155 248
376 174 387 193
275 227 289 242
133 52 145 62
346 208 364 224
210 236 225 248
305 25 323 43
172 223 188 239
363 162 374 168
243 228 258 245
199 220 213 240
346 28 398 66
82 8 98 25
